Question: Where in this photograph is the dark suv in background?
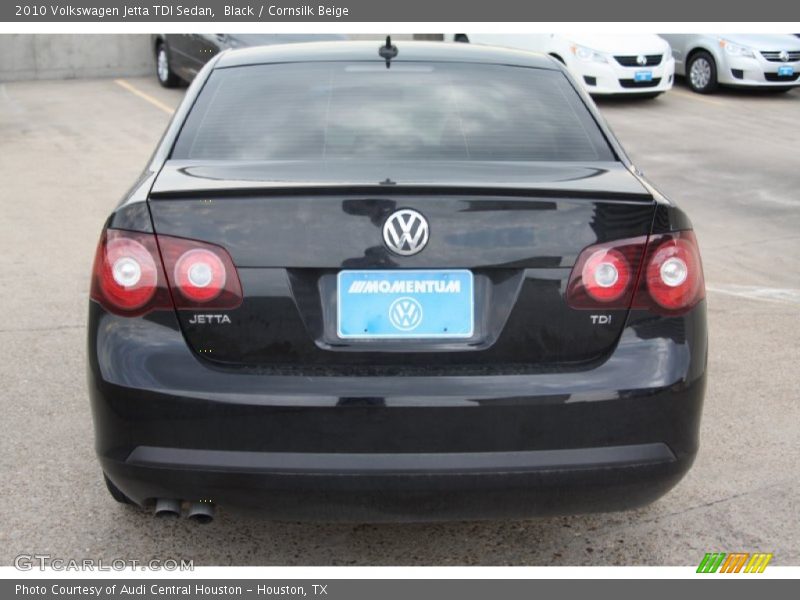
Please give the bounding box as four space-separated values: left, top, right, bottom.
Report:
152 34 349 86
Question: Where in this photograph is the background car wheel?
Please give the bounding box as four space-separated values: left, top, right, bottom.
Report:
687 51 718 94
155 42 180 88
103 473 133 504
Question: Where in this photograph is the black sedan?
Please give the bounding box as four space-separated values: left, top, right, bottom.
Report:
89 40 707 522
151 34 348 86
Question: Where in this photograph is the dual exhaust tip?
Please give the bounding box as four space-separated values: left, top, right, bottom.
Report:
154 498 215 524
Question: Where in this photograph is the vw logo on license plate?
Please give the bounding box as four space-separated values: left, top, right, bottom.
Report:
388 297 424 331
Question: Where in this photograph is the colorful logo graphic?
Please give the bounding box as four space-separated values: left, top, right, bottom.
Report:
697 552 773 573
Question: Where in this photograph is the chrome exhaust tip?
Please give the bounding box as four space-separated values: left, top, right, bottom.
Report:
153 498 181 517
186 501 215 524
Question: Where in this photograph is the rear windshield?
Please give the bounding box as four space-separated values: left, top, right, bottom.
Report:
172 62 615 162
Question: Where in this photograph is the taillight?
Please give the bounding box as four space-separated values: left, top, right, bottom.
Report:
568 230 704 315
567 236 647 309
174 249 227 302
90 230 172 316
156 235 242 310
636 231 705 314
581 248 631 302
91 229 243 316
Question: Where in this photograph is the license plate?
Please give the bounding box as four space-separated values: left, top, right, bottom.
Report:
337 270 474 339
634 70 653 82
777 66 794 77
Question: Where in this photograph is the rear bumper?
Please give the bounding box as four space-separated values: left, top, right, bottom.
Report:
89 301 707 521
102 444 692 521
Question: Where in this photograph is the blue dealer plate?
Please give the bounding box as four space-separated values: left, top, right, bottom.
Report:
777 66 794 77
634 70 654 82
337 270 474 339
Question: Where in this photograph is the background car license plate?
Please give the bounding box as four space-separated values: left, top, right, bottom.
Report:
778 66 794 76
337 270 474 339
634 70 653 82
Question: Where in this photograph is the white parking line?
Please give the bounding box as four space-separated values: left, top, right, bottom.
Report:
707 284 800 305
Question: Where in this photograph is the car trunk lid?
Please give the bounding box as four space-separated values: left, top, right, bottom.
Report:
148 160 656 371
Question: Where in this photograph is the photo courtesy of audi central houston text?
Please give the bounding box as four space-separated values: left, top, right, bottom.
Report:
87 39 708 522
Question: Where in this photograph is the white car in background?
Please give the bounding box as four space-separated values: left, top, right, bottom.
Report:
449 34 675 98
660 34 800 94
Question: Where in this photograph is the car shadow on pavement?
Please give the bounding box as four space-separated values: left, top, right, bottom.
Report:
106 499 665 566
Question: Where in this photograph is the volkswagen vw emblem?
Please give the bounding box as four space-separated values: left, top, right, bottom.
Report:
388 297 423 331
383 209 429 256
636 54 648 66
779 50 790 62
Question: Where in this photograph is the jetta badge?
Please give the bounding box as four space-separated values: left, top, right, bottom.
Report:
636 54 647 66
779 50 789 62
383 209 429 256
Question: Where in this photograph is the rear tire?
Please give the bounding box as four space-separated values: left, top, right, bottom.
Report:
155 42 180 88
104 473 133 504
687 51 718 94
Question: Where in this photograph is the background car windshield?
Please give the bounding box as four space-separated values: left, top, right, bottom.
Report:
172 62 615 162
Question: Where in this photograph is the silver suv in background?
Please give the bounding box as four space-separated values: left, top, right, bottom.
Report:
661 34 800 93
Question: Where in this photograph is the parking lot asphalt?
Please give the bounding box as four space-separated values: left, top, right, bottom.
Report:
1 75 798 566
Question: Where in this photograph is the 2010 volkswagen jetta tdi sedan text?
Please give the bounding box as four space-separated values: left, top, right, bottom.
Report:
88 40 707 522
